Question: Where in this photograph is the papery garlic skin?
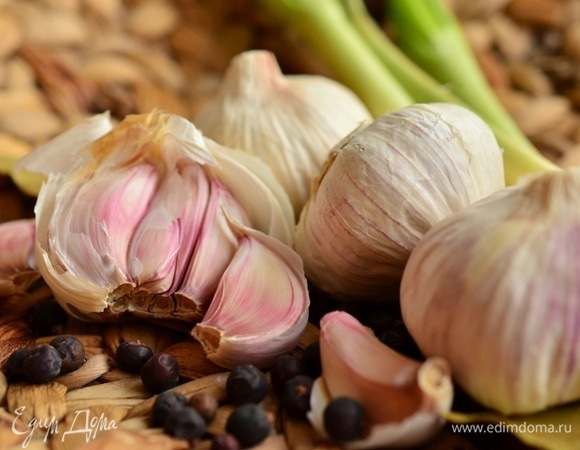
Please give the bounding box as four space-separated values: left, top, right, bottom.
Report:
295 103 505 302
401 168 580 415
0 219 38 296
307 311 453 448
24 110 296 324
192 221 309 369
194 50 372 215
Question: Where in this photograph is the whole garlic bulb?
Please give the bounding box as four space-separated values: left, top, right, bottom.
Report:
295 103 505 302
194 50 372 215
401 168 580 414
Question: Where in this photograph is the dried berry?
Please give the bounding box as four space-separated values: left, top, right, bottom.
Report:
211 433 241 450
270 354 305 394
189 392 219 423
6 348 31 380
140 353 180 393
281 375 313 419
302 341 322 378
225 403 271 447
323 396 367 443
115 340 154 374
49 335 85 374
163 406 206 440
22 344 62 384
30 300 68 336
225 364 268 405
151 390 188 427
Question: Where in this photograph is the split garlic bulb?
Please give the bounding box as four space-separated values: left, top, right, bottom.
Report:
401 168 580 414
194 50 372 215
295 103 505 302
15 111 309 368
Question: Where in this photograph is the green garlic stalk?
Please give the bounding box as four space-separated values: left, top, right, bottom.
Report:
385 0 558 183
257 0 412 116
258 0 559 185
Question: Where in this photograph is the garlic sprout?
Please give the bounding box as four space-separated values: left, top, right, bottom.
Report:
401 168 580 414
295 102 505 302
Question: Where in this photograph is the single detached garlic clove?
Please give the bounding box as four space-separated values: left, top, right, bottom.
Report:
24 110 296 324
401 168 580 415
191 220 310 369
307 311 453 448
295 102 505 302
194 50 372 215
0 219 39 296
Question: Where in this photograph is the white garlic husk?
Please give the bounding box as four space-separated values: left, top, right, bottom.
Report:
16 110 300 333
307 311 453 448
194 50 373 215
401 168 580 415
295 103 505 302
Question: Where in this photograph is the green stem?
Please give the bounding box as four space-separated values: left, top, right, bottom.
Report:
257 0 413 116
386 0 541 155
342 0 558 182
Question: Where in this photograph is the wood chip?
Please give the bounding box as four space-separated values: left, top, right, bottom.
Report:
65 377 148 402
54 354 113 391
50 405 127 450
6 381 68 425
74 428 189 450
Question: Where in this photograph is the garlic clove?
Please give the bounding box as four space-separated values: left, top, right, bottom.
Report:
174 177 251 319
400 167 580 415
307 311 453 448
191 220 310 369
0 219 39 296
208 141 295 245
295 102 505 302
194 50 372 215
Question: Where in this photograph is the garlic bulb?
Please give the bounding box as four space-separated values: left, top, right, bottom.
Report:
16 111 304 341
0 219 38 296
194 50 372 215
295 103 505 302
401 168 580 415
307 311 453 448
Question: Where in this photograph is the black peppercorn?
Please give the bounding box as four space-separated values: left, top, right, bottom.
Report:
225 403 271 447
225 364 268 405
281 374 314 419
6 348 31 380
189 391 219 424
163 406 206 440
270 354 305 394
301 341 322 378
49 335 85 374
323 396 367 443
211 433 241 450
140 353 180 393
115 340 154 374
22 344 62 384
151 390 188 427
